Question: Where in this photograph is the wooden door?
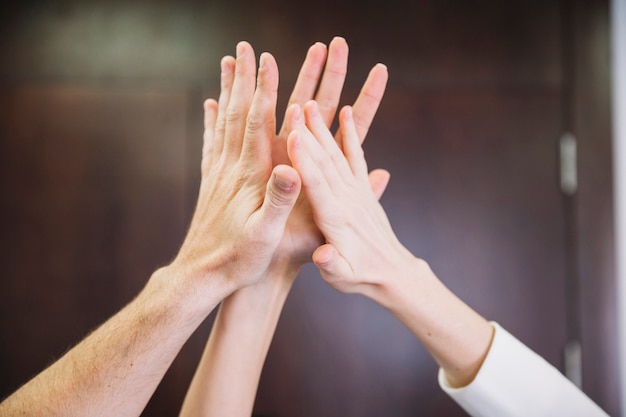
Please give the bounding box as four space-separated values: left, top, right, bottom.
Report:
0 0 616 416
0 85 194 415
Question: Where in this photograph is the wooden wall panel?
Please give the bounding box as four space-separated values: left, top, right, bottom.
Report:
0 0 616 416
0 85 191 415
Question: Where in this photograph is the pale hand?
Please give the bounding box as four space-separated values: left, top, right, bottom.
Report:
288 100 415 295
270 37 391 269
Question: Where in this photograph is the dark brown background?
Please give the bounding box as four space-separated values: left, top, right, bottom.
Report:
0 0 617 416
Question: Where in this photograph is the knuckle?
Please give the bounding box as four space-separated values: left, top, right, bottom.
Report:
225 107 246 126
267 186 292 209
245 112 269 135
317 96 336 110
301 175 322 192
330 148 346 165
316 154 333 171
214 118 227 135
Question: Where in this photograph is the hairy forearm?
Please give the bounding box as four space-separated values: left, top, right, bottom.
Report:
0 267 226 417
180 261 300 417
372 256 494 388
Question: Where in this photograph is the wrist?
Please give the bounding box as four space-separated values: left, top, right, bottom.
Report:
366 256 493 387
147 263 233 317
238 257 301 302
220 259 300 325
265 255 302 282
362 252 434 309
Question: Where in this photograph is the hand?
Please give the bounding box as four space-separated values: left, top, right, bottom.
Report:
269 37 391 270
169 42 300 293
287 101 415 295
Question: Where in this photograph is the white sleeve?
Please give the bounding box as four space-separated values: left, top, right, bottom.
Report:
438 322 609 417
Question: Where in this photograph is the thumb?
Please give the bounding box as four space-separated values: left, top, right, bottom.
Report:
258 164 301 229
312 244 353 290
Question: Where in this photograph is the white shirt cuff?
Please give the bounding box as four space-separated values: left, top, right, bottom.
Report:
438 322 608 417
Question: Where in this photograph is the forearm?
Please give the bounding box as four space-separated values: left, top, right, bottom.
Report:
180 261 300 417
371 255 494 388
0 267 226 417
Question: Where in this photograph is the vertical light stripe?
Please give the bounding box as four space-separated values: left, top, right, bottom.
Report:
611 0 626 415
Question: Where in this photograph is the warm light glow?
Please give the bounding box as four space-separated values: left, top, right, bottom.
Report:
6 3 221 82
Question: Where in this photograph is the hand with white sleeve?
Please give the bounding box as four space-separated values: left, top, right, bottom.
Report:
288 100 609 417
287 100 414 295
287 100 494 388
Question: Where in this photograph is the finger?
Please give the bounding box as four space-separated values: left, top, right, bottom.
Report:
303 101 352 182
312 244 353 283
203 98 218 132
240 52 279 171
336 63 388 145
282 103 302 141
223 41 257 161
338 105 369 180
315 36 349 127
276 102 306 166
202 98 218 169
287 128 337 222
213 56 236 159
278 42 328 138
256 164 301 241
368 169 391 200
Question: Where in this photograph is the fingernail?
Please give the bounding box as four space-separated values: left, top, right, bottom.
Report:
236 41 245 57
220 56 231 74
259 52 269 70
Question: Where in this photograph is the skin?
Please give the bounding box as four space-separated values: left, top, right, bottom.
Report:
179 37 390 417
0 37 492 417
182 40 605 417
181 38 490 417
0 41 301 417
287 100 495 388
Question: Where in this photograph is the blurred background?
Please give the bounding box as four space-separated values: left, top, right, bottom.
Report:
0 0 617 416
